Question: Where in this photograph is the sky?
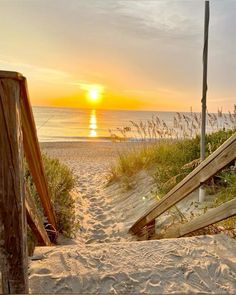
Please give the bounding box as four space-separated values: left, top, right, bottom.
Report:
0 0 235 112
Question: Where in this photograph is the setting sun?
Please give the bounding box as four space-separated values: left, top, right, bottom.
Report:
89 89 99 101
80 84 104 105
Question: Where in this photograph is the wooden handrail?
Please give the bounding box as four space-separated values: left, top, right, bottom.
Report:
161 197 236 239
25 188 51 246
129 132 236 235
0 71 57 228
0 71 56 293
20 77 57 228
0 70 24 80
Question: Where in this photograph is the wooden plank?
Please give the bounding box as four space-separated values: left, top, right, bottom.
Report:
19 78 57 229
162 197 236 239
0 70 24 81
25 188 51 246
130 132 236 235
0 78 29 293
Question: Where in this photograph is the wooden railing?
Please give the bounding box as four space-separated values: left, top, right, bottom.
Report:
129 132 236 238
0 71 57 294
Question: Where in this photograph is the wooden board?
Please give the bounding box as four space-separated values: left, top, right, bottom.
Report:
130 132 236 235
0 78 29 293
162 197 236 239
25 188 51 246
0 70 24 80
20 78 57 229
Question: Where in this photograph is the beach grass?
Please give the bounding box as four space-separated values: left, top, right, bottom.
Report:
109 127 236 237
109 105 236 142
212 166 236 229
26 154 78 253
109 128 236 196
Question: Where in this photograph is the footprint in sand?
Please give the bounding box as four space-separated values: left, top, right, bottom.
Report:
85 239 96 244
94 208 103 214
89 197 97 202
101 219 112 226
55 279 73 293
96 214 106 221
91 228 105 234
79 187 87 192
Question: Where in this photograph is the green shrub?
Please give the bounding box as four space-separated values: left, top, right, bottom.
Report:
152 137 200 194
211 170 236 229
212 168 236 207
26 154 78 243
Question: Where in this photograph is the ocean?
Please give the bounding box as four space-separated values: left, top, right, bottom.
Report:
33 106 230 142
33 106 179 142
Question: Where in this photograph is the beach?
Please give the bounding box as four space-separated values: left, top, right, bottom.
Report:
29 141 236 294
2 1 236 293
40 141 157 245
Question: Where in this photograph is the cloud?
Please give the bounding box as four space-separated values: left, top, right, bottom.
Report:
72 82 105 94
0 55 71 83
94 0 203 41
0 1 235 110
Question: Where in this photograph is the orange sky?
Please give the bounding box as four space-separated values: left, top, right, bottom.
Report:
0 1 236 112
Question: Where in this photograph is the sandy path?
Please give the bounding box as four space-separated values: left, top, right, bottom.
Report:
28 142 236 294
30 235 236 294
41 142 150 244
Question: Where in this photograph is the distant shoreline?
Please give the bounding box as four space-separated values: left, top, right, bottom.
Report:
39 138 160 143
34 106 235 143
40 141 148 149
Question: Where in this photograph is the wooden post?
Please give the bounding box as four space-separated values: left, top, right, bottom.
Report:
199 0 210 202
0 78 29 293
0 71 57 230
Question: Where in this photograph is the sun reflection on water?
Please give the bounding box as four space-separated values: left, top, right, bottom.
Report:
89 110 97 137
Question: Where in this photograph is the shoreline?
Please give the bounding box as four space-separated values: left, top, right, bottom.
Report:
39 138 162 144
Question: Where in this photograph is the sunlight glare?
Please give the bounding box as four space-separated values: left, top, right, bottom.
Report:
90 129 97 137
89 110 97 137
79 83 104 105
89 89 99 101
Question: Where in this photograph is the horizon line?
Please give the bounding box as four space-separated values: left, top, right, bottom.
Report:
32 104 202 113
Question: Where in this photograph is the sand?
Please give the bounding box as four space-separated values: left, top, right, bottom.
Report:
29 142 236 294
40 142 156 245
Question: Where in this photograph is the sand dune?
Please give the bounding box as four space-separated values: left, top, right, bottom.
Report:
29 142 236 294
30 235 236 294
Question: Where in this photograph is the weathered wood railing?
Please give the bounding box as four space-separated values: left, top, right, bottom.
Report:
0 71 57 294
129 131 236 238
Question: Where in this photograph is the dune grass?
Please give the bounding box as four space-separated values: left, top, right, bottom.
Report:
212 168 236 229
109 128 236 196
109 105 236 142
109 127 236 234
26 154 78 253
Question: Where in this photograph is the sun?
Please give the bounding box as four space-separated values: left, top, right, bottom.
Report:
80 83 104 105
89 89 99 101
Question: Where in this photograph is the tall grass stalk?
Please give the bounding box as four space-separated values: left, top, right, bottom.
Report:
109 105 236 142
